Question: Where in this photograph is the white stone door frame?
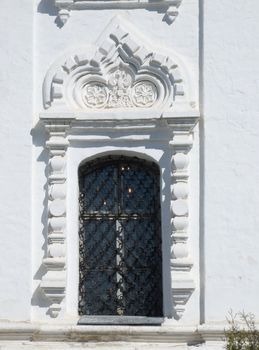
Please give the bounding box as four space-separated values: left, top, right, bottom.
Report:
39 115 198 320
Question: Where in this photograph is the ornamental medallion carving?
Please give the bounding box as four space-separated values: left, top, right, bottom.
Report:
82 70 157 109
132 81 157 107
83 83 108 108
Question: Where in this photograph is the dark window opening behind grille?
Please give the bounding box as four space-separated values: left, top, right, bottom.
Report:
78 156 163 317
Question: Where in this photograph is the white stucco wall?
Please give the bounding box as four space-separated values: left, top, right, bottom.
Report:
0 0 258 348
0 0 33 321
203 0 259 322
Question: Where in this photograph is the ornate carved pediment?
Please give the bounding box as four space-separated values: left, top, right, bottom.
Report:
43 17 197 118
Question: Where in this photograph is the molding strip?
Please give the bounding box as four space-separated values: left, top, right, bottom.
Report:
54 0 182 26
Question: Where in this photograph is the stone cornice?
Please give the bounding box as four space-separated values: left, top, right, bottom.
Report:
39 113 199 133
54 0 183 26
39 114 199 143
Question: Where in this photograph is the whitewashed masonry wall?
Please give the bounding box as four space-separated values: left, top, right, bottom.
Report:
1 0 258 349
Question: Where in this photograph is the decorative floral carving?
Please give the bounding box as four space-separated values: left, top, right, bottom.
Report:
83 83 108 108
132 82 157 107
109 70 132 90
82 69 157 109
108 70 133 108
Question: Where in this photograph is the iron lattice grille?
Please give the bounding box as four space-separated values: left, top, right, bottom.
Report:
78 156 163 317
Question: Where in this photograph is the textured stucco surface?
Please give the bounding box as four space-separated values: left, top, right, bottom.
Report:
203 0 259 322
0 0 33 320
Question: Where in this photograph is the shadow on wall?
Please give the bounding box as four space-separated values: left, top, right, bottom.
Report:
30 123 51 310
38 0 66 27
38 0 58 16
37 0 172 26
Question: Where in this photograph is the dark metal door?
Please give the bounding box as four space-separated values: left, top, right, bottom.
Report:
78 156 163 317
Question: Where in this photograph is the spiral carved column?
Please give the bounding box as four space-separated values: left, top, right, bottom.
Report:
169 132 195 320
40 122 71 318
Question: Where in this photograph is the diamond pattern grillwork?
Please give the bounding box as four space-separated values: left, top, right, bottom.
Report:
79 156 163 317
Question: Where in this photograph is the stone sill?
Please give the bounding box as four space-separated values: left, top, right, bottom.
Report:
78 316 164 325
0 322 225 343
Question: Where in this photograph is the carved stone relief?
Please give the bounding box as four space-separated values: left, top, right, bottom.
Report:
43 18 193 116
82 69 157 109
